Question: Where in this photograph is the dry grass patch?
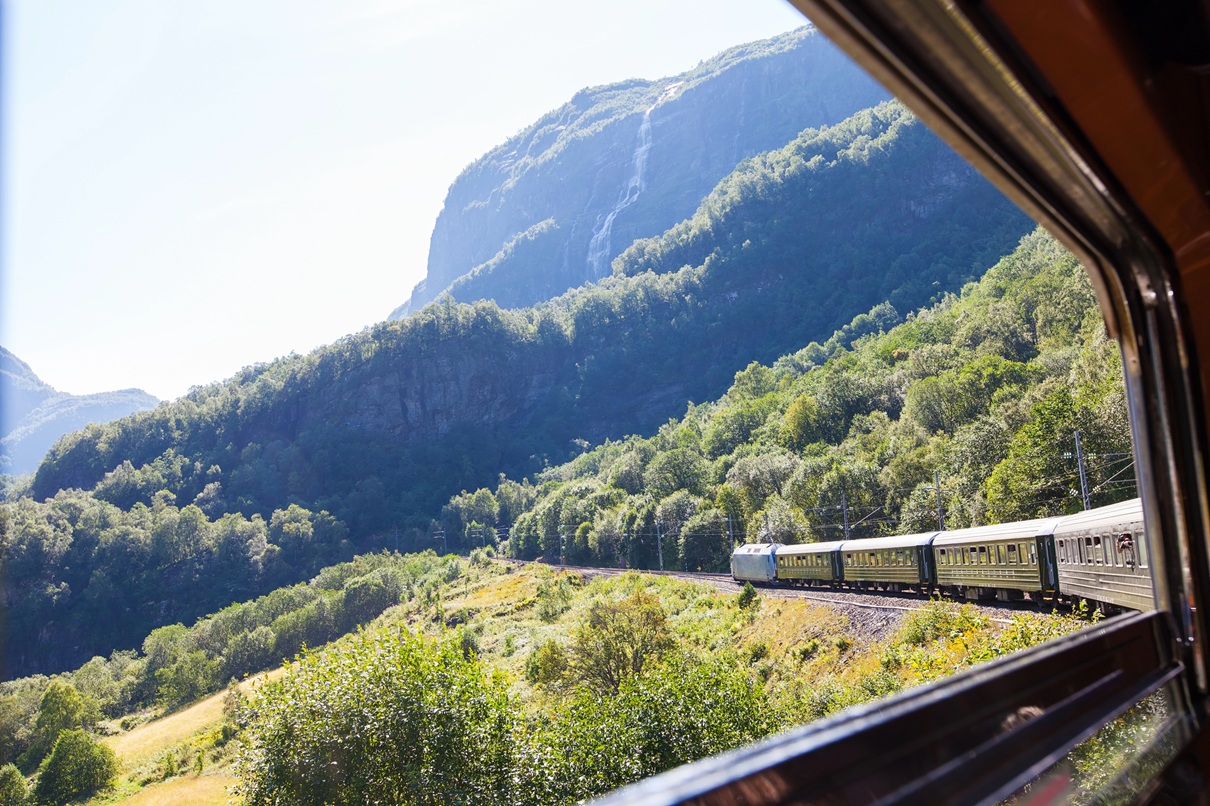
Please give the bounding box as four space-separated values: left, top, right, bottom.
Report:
106 773 235 805
105 669 281 767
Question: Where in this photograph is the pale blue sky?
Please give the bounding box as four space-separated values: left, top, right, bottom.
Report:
3 0 808 401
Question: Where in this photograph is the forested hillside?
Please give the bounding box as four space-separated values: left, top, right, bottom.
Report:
11 100 1029 679
396 26 890 315
438 229 1133 570
0 347 158 475
31 102 1028 534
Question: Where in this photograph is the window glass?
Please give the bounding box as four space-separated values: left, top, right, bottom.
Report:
1008 544 1018 565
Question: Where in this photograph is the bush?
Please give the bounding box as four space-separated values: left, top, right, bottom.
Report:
737 582 759 610
0 763 26 806
33 730 118 805
524 641 569 688
536 656 777 801
234 629 522 806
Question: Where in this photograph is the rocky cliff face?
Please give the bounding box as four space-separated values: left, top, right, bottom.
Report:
392 26 890 317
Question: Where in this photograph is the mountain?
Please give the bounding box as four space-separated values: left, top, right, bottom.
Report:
0 347 159 475
392 26 890 317
30 101 1031 544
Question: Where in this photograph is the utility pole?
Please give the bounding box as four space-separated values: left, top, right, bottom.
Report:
1074 430 1091 510
727 513 735 548
559 532 565 566
934 471 945 531
655 520 664 571
841 491 850 540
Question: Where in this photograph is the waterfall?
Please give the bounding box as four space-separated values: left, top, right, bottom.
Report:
585 107 655 279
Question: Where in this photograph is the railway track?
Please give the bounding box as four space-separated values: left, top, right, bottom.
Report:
504 560 1028 623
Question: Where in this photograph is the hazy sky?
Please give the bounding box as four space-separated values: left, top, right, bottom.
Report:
3 0 808 401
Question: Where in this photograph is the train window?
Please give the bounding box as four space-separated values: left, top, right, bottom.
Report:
963 547 971 565
996 545 1006 565
1008 544 1018 564
1029 543 1037 565
1093 536 1104 565
978 546 987 565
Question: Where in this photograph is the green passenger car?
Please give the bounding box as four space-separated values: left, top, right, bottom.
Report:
776 540 846 586
839 532 940 591
932 518 1062 601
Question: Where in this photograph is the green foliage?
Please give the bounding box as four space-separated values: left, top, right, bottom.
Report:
535 576 575 622
0 764 25 806
524 641 570 689
233 629 523 806
570 590 676 694
19 682 95 771
737 583 759 610
32 729 118 805
484 227 1130 560
533 656 777 802
2 488 350 680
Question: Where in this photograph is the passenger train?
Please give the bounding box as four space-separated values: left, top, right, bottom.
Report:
731 497 1151 613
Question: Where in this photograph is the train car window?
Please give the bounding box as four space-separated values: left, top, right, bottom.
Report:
997 545 1006 565
1093 536 1105 565
1008 544 1018 564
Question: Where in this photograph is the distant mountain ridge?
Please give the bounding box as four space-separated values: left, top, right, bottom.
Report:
0 346 159 475
392 26 890 317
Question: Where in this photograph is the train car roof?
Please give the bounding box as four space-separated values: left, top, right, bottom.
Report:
932 517 1064 546
836 532 940 552
732 543 782 556
777 540 848 555
1052 498 1143 538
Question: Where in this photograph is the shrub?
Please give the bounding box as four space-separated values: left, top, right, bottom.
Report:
0 763 26 806
234 629 522 806
536 656 777 801
33 730 118 805
737 583 759 610
524 641 569 688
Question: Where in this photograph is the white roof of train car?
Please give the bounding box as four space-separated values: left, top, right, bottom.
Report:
1052 498 1143 538
733 543 782 556
837 532 940 552
778 540 847 556
932 518 1063 546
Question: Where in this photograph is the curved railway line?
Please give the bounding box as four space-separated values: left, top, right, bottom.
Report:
508 560 1031 626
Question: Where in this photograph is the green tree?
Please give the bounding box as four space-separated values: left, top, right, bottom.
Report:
234 629 522 806
0 763 25 806
536 657 776 802
570 590 675 694
32 729 118 805
22 683 95 770
642 449 707 499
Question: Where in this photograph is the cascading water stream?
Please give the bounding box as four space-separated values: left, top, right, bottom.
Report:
585 106 655 279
